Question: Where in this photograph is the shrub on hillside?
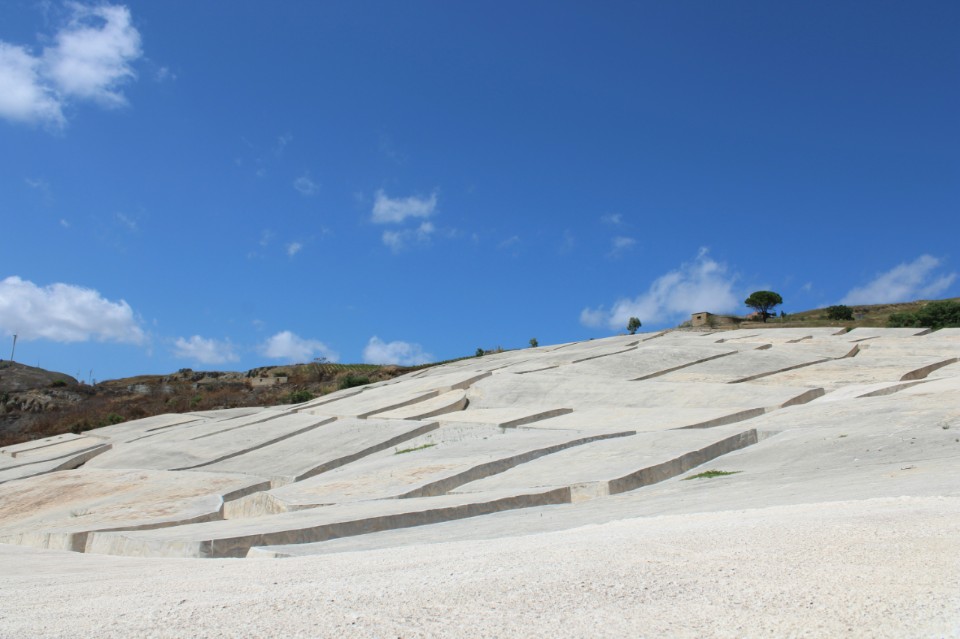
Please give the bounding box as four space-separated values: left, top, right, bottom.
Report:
888 300 960 329
338 374 370 390
286 390 314 404
825 305 854 321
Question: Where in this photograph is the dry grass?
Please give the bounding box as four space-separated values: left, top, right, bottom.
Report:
0 362 420 447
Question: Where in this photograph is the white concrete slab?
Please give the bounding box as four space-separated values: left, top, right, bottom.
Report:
467 372 823 411
241 428 632 513
0 469 267 552
437 406 574 427
1 433 85 457
454 426 757 498
544 343 740 381
845 327 932 340
303 390 438 419
368 389 467 419
517 406 766 433
749 353 957 390
206 418 440 487
0 443 111 485
84 413 204 444
85 489 573 558
657 342 856 384
1 325 957 581
85 413 334 471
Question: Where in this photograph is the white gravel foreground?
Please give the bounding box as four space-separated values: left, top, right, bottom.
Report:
1 496 958 639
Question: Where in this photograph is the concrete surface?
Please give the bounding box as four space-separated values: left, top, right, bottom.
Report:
0 327 958 638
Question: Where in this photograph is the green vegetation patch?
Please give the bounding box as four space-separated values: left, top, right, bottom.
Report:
394 443 436 455
888 300 960 329
338 373 371 390
286 390 314 404
683 469 742 480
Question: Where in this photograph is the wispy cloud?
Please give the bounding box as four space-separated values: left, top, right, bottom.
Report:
601 213 622 226
154 66 175 82
172 335 239 365
0 276 144 343
559 229 575 254
841 255 956 305
581 248 740 330
0 3 142 127
273 133 292 157
608 236 635 258
286 241 303 257
259 330 338 363
293 174 318 196
362 336 433 366
24 177 50 190
372 190 437 224
382 222 434 253
498 235 520 250
24 176 54 204
114 212 138 232
379 134 406 165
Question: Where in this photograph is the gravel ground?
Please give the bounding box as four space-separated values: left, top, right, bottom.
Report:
1 496 958 639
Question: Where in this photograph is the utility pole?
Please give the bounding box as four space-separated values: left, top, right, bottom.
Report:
9 334 16 361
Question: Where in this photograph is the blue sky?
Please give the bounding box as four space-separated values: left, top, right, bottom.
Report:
1 1 958 381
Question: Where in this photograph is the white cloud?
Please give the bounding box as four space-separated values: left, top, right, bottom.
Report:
0 43 64 125
260 330 338 363
363 336 433 366
581 248 740 330
578 307 607 328
381 221 434 253
372 189 437 224
0 276 144 343
0 3 142 127
44 4 141 106
601 213 622 225
286 242 303 257
59 218 70 228
841 255 956 305
293 174 318 196
608 236 636 257
172 335 239 365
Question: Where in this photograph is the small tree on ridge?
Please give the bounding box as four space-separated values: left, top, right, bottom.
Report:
627 317 642 334
744 291 783 323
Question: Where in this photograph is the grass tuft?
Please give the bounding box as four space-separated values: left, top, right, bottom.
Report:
394 443 436 455
683 469 741 480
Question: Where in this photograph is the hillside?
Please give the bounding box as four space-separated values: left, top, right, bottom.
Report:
0 360 79 393
1 326 957 637
685 297 960 330
0 361 419 447
4 298 959 448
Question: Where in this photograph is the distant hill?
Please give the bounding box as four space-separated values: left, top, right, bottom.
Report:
0 361 421 447
0 360 78 393
684 297 960 330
